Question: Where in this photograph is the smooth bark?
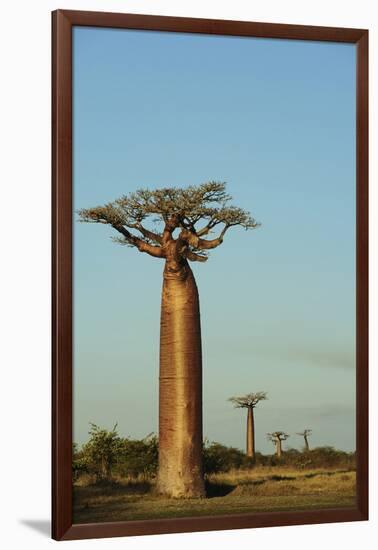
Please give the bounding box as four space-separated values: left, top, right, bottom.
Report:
79 183 258 499
276 440 282 458
246 407 255 460
156 258 205 498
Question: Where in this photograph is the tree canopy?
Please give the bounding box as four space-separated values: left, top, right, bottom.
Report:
228 392 268 409
297 429 312 437
267 431 290 442
78 181 259 262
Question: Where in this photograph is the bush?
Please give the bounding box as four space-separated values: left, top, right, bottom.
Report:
80 423 123 482
73 426 356 483
297 447 356 469
259 446 356 470
116 435 158 478
72 443 89 481
203 441 247 473
73 427 159 482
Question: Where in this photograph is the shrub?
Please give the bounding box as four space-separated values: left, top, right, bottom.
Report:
73 427 356 483
260 446 356 470
72 443 89 481
80 423 123 482
116 435 158 478
203 441 246 473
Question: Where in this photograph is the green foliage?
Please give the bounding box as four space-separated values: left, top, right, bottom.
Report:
203 441 247 473
116 435 158 478
202 444 355 472
74 426 159 483
296 447 356 469
72 443 89 481
80 423 123 482
259 446 356 469
73 426 356 484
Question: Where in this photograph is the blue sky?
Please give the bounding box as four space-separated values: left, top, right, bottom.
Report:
73 27 356 453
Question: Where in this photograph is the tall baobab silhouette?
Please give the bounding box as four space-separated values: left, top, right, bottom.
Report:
297 429 312 451
228 392 267 461
78 182 259 497
267 431 289 458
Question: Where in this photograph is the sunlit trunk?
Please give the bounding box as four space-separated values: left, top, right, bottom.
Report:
246 407 255 460
276 440 282 458
156 261 205 497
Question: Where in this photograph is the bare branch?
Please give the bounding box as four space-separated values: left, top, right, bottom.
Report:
186 250 208 263
196 219 220 237
296 429 312 437
112 224 164 258
134 224 162 245
178 224 229 250
267 431 289 442
195 224 231 250
77 181 260 262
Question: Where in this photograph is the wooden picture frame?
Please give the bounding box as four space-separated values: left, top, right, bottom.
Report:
52 9 368 541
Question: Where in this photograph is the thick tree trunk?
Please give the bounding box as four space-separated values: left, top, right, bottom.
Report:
276 440 282 458
246 407 255 460
156 261 205 498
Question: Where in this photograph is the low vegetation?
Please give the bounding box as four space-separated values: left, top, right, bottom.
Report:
73 467 355 523
73 425 356 523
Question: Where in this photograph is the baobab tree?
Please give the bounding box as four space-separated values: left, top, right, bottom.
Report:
267 431 289 459
78 182 259 497
228 392 267 461
297 429 312 451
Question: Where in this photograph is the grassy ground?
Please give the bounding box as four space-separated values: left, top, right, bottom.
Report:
73 467 356 524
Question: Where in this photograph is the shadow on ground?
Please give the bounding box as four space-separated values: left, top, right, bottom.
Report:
205 481 236 497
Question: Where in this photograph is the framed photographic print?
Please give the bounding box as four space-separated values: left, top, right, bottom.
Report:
52 10 368 541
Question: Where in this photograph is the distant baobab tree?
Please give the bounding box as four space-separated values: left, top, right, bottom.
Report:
228 392 267 461
267 431 289 458
297 429 312 451
78 182 259 498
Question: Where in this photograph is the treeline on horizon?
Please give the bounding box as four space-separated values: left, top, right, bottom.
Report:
73 423 356 483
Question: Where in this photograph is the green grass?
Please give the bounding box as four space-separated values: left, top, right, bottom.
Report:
73 467 356 524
